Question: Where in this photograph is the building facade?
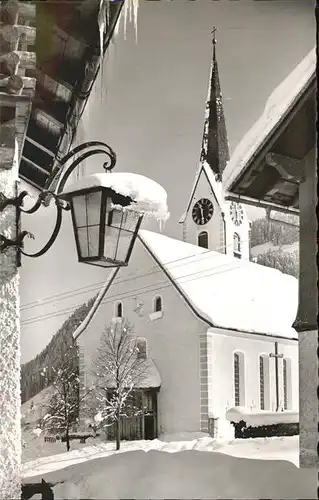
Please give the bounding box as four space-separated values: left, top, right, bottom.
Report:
77 229 299 440
76 33 299 442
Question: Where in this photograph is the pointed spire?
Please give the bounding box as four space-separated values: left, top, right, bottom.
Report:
200 27 230 182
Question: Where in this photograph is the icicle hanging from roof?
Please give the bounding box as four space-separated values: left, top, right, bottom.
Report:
97 0 139 96
99 0 139 48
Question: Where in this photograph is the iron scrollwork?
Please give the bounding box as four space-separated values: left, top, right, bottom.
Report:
0 141 117 262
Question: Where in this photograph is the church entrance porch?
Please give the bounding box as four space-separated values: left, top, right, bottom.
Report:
103 389 158 441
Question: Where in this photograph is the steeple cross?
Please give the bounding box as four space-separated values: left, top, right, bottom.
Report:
211 26 217 44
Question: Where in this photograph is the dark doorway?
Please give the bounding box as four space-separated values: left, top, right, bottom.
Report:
103 389 159 441
144 413 155 440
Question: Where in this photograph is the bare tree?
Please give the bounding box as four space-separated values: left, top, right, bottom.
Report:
91 319 148 450
40 343 81 451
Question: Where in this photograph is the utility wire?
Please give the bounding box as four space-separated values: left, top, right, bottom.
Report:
21 234 251 311
21 256 250 326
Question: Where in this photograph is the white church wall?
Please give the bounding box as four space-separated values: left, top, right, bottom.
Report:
78 237 207 436
181 167 251 261
207 328 299 439
223 204 250 260
184 168 225 252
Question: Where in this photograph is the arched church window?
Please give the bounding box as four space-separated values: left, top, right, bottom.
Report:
233 352 245 406
259 355 270 410
282 358 291 410
233 233 241 259
259 356 265 410
154 296 162 313
115 301 123 318
198 231 208 249
136 338 147 359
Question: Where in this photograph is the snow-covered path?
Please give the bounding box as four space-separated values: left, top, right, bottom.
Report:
22 435 299 478
22 436 317 500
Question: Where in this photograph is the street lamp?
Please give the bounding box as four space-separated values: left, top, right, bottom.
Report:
0 141 168 266
59 176 142 268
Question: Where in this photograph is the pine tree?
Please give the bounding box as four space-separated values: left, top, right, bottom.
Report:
21 296 96 403
250 217 299 248
255 249 299 278
91 319 148 450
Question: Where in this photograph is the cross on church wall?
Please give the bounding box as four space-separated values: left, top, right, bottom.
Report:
269 341 284 412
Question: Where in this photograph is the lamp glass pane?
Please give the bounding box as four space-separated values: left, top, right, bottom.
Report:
103 226 122 262
77 226 100 258
72 191 101 228
72 190 102 260
72 195 86 227
77 227 88 258
116 230 134 262
87 191 102 226
103 209 140 264
78 226 100 258
112 209 140 232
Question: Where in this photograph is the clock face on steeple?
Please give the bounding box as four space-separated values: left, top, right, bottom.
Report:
192 198 214 225
229 202 244 226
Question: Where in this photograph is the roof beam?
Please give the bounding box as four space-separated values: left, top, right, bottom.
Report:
21 156 50 177
225 192 299 215
25 136 55 157
0 91 29 106
265 152 304 183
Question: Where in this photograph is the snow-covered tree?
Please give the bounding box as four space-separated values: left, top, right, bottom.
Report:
40 342 80 451
255 249 299 278
91 319 148 450
250 217 299 248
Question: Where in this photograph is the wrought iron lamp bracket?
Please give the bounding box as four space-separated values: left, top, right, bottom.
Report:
0 141 117 260
0 191 29 212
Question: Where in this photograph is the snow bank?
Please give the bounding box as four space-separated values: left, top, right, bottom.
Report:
22 435 300 478
23 438 317 499
226 407 299 426
61 173 170 222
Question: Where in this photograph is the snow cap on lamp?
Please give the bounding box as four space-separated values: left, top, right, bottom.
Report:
61 172 170 222
59 172 169 268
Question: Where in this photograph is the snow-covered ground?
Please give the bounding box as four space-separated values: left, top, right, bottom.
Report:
22 434 299 477
22 435 316 499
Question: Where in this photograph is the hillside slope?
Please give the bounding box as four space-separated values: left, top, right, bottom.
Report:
21 296 95 403
21 385 100 463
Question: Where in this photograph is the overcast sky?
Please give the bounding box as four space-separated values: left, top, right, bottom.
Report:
20 0 315 363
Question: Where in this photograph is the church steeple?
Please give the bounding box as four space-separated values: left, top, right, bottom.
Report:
200 27 230 182
179 28 249 261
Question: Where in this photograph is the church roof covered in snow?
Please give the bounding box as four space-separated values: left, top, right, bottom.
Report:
139 230 298 339
223 48 316 194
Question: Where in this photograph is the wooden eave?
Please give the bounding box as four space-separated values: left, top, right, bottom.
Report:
19 0 124 190
227 77 316 210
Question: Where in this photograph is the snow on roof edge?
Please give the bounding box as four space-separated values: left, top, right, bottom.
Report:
223 48 316 191
138 230 298 339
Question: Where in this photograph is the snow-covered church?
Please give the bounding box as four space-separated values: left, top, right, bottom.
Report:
76 36 299 440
